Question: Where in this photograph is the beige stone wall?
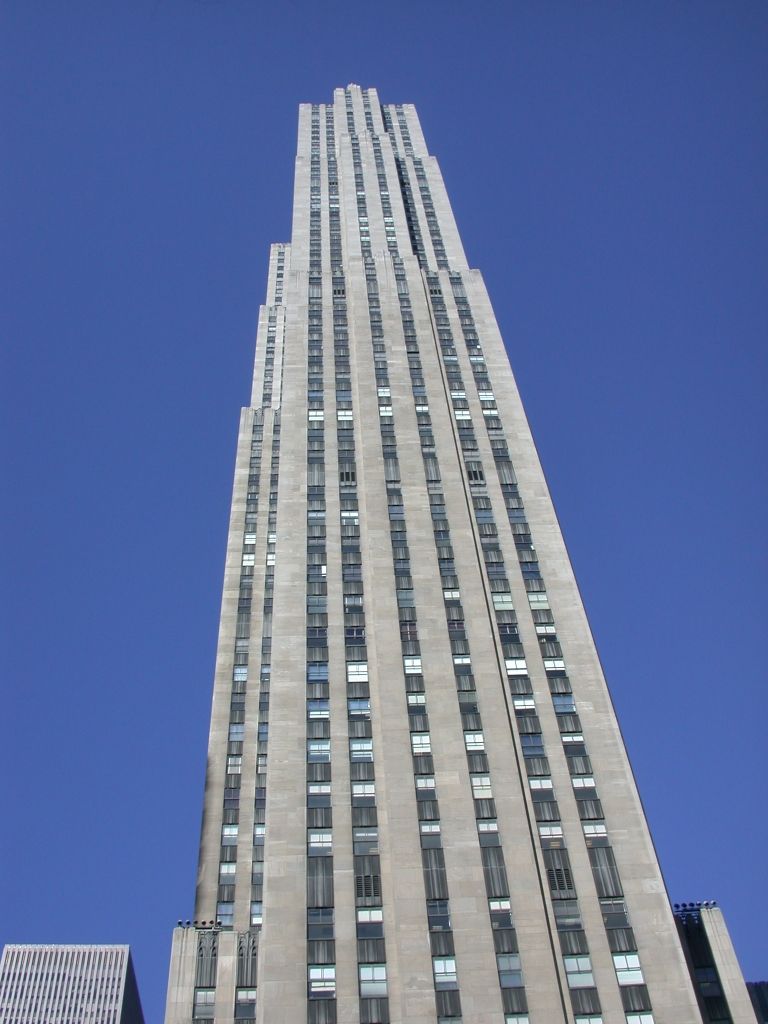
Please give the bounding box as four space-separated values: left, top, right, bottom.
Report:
165 85 704 1024
700 908 755 1024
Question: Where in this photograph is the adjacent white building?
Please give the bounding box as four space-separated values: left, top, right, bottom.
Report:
164 85 704 1024
0 944 144 1024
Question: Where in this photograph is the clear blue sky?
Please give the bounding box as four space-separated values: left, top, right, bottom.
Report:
2 2 766 1020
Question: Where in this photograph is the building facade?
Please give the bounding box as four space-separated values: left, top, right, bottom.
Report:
0 944 144 1024
164 85 703 1024
673 904 757 1024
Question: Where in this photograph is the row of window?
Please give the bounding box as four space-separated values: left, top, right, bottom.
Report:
432 273 616 1020
337 96 395 1023
352 104 455 1022
203 409 280 1015
392 264 527 1016
438 271 653 1024
304 110 341 1024
309 102 394 1023
272 243 286 305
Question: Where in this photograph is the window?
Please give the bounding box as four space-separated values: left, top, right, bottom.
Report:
308 830 332 856
539 824 563 838
583 823 607 837
572 777 596 789
221 825 238 846
235 988 257 1013
553 695 577 714
521 734 545 758
228 723 245 743
307 739 330 763
506 658 527 675
601 898 630 929
308 908 334 940
307 699 330 720
353 827 378 854
625 1017 654 1024
415 776 436 792
352 782 375 801
308 965 336 998
404 656 422 674
357 907 384 938
464 731 485 751
348 698 371 719
193 989 215 1018
497 954 524 988
554 900 582 931
427 899 451 931
219 862 236 880
216 901 233 927
411 733 432 754
307 662 329 683
350 738 373 761
307 783 331 808
489 898 513 930
433 957 458 989
562 732 585 745
529 777 553 790
347 662 369 682
420 821 441 837
564 956 594 988
359 963 387 997
250 902 262 926
613 954 644 985
471 775 493 798
544 658 565 670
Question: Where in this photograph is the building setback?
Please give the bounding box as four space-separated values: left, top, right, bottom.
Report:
0 945 144 1024
164 85 704 1024
748 983 768 1024
673 903 757 1024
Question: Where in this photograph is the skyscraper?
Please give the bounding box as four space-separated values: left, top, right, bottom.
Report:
164 85 703 1024
0 944 145 1024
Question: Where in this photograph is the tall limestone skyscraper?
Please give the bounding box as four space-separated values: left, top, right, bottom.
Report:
164 86 702 1024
